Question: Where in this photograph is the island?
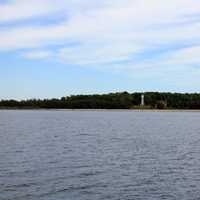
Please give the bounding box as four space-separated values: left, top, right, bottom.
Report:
1 92 200 110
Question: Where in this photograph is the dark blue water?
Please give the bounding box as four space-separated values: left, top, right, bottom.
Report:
0 110 200 200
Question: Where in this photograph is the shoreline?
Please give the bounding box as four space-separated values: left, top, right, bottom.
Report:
1 108 200 112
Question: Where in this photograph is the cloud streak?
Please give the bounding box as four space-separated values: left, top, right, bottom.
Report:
0 0 200 79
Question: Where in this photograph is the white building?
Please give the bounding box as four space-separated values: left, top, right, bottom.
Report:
141 94 144 106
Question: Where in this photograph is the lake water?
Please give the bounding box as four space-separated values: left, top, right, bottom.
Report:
0 110 200 200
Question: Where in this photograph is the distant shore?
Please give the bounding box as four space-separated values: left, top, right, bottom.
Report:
1 108 200 112
1 92 200 110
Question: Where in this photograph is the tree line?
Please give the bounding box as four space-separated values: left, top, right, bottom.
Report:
1 92 200 109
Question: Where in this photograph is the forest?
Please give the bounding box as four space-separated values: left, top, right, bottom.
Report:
1 92 200 109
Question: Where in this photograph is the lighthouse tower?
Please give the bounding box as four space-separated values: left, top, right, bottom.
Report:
141 94 144 106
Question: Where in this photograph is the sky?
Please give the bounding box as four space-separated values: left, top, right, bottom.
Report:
0 0 200 99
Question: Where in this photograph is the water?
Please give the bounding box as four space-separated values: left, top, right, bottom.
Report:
0 110 200 200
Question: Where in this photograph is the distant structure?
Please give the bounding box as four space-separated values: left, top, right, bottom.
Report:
141 94 144 106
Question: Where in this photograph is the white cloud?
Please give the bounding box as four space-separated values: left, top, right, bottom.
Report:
166 46 200 65
0 0 200 74
22 50 53 59
0 23 69 50
0 0 109 23
0 0 67 22
58 42 142 65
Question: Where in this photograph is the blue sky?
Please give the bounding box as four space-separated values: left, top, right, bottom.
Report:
0 0 200 99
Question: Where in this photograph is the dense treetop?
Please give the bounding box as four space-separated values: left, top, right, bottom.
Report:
1 92 200 109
